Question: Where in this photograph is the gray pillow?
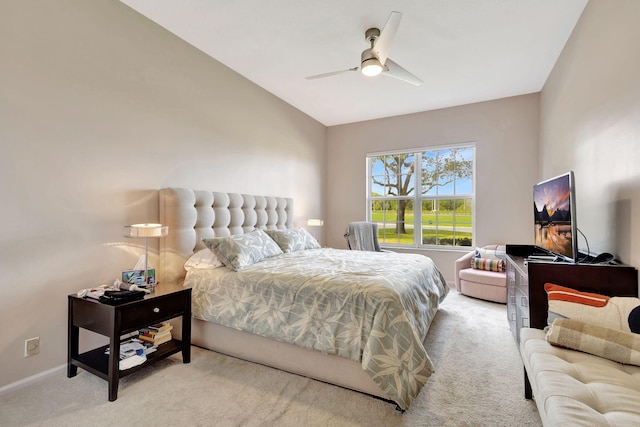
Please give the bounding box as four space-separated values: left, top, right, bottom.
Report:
264 228 320 253
203 230 283 271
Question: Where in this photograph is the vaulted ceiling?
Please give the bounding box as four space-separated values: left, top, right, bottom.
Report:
120 0 588 126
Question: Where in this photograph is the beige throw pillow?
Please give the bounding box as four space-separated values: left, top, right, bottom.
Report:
546 318 640 366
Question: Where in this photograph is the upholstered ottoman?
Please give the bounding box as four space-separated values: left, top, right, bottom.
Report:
520 327 640 426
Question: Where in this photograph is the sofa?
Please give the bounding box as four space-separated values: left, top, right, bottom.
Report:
520 327 640 426
454 244 506 303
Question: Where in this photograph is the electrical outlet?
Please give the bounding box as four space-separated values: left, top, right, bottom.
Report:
25 337 39 357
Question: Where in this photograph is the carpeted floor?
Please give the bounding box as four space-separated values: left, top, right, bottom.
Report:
0 290 541 426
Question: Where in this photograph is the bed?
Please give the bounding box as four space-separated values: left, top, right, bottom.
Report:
158 188 449 410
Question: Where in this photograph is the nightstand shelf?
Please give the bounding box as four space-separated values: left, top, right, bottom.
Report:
73 339 183 380
68 283 191 401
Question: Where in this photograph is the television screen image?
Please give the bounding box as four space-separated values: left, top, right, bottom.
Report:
533 171 578 262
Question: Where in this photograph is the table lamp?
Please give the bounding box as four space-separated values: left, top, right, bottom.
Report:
123 223 169 287
305 219 323 242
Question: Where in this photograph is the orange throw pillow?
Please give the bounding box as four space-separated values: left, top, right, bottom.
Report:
544 283 609 307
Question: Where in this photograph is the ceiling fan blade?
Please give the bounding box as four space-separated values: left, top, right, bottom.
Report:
373 11 402 66
305 67 358 80
383 58 423 86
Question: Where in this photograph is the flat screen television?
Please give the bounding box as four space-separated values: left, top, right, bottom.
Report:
533 171 578 262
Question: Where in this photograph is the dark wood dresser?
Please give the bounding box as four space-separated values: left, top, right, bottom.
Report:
506 244 638 344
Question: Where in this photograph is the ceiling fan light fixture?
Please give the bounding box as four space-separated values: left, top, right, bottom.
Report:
361 48 383 77
361 57 383 77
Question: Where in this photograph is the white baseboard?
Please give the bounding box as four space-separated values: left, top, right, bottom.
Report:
0 364 66 397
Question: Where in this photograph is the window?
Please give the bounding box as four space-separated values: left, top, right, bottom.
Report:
367 144 474 248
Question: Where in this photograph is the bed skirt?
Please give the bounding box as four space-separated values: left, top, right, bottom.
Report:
187 317 392 402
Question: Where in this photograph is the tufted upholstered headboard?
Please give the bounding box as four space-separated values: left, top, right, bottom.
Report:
159 188 294 284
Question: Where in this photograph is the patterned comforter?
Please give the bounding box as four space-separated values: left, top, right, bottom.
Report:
184 248 449 409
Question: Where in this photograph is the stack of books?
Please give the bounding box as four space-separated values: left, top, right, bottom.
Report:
137 322 173 347
106 325 173 371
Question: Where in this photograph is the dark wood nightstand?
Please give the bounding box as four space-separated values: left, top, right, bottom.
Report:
67 283 191 401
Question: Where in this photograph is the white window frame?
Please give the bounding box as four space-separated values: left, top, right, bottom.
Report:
366 143 476 249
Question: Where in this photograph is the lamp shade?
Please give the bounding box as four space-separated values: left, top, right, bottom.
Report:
123 223 169 238
306 219 324 227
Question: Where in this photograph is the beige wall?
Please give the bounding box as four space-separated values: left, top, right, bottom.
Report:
4 0 640 392
0 1 325 388
540 0 640 268
325 94 540 282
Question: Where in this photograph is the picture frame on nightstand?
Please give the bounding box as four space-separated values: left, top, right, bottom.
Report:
122 268 155 285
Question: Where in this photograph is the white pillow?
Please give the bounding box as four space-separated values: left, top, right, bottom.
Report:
184 248 223 271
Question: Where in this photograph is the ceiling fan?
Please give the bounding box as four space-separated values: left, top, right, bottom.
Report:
306 11 423 86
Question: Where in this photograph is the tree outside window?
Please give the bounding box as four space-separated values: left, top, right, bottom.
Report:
368 145 474 248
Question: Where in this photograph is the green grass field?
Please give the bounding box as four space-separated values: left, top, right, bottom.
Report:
373 210 472 246
379 228 472 245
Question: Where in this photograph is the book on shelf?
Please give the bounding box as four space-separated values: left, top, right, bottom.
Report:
146 322 173 333
104 322 172 360
136 322 173 346
137 331 172 346
120 341 146 358
105 339 145 357
131 339 157 355
139 325 173 338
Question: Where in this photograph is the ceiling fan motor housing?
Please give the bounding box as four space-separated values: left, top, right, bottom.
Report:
365 27 381 43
